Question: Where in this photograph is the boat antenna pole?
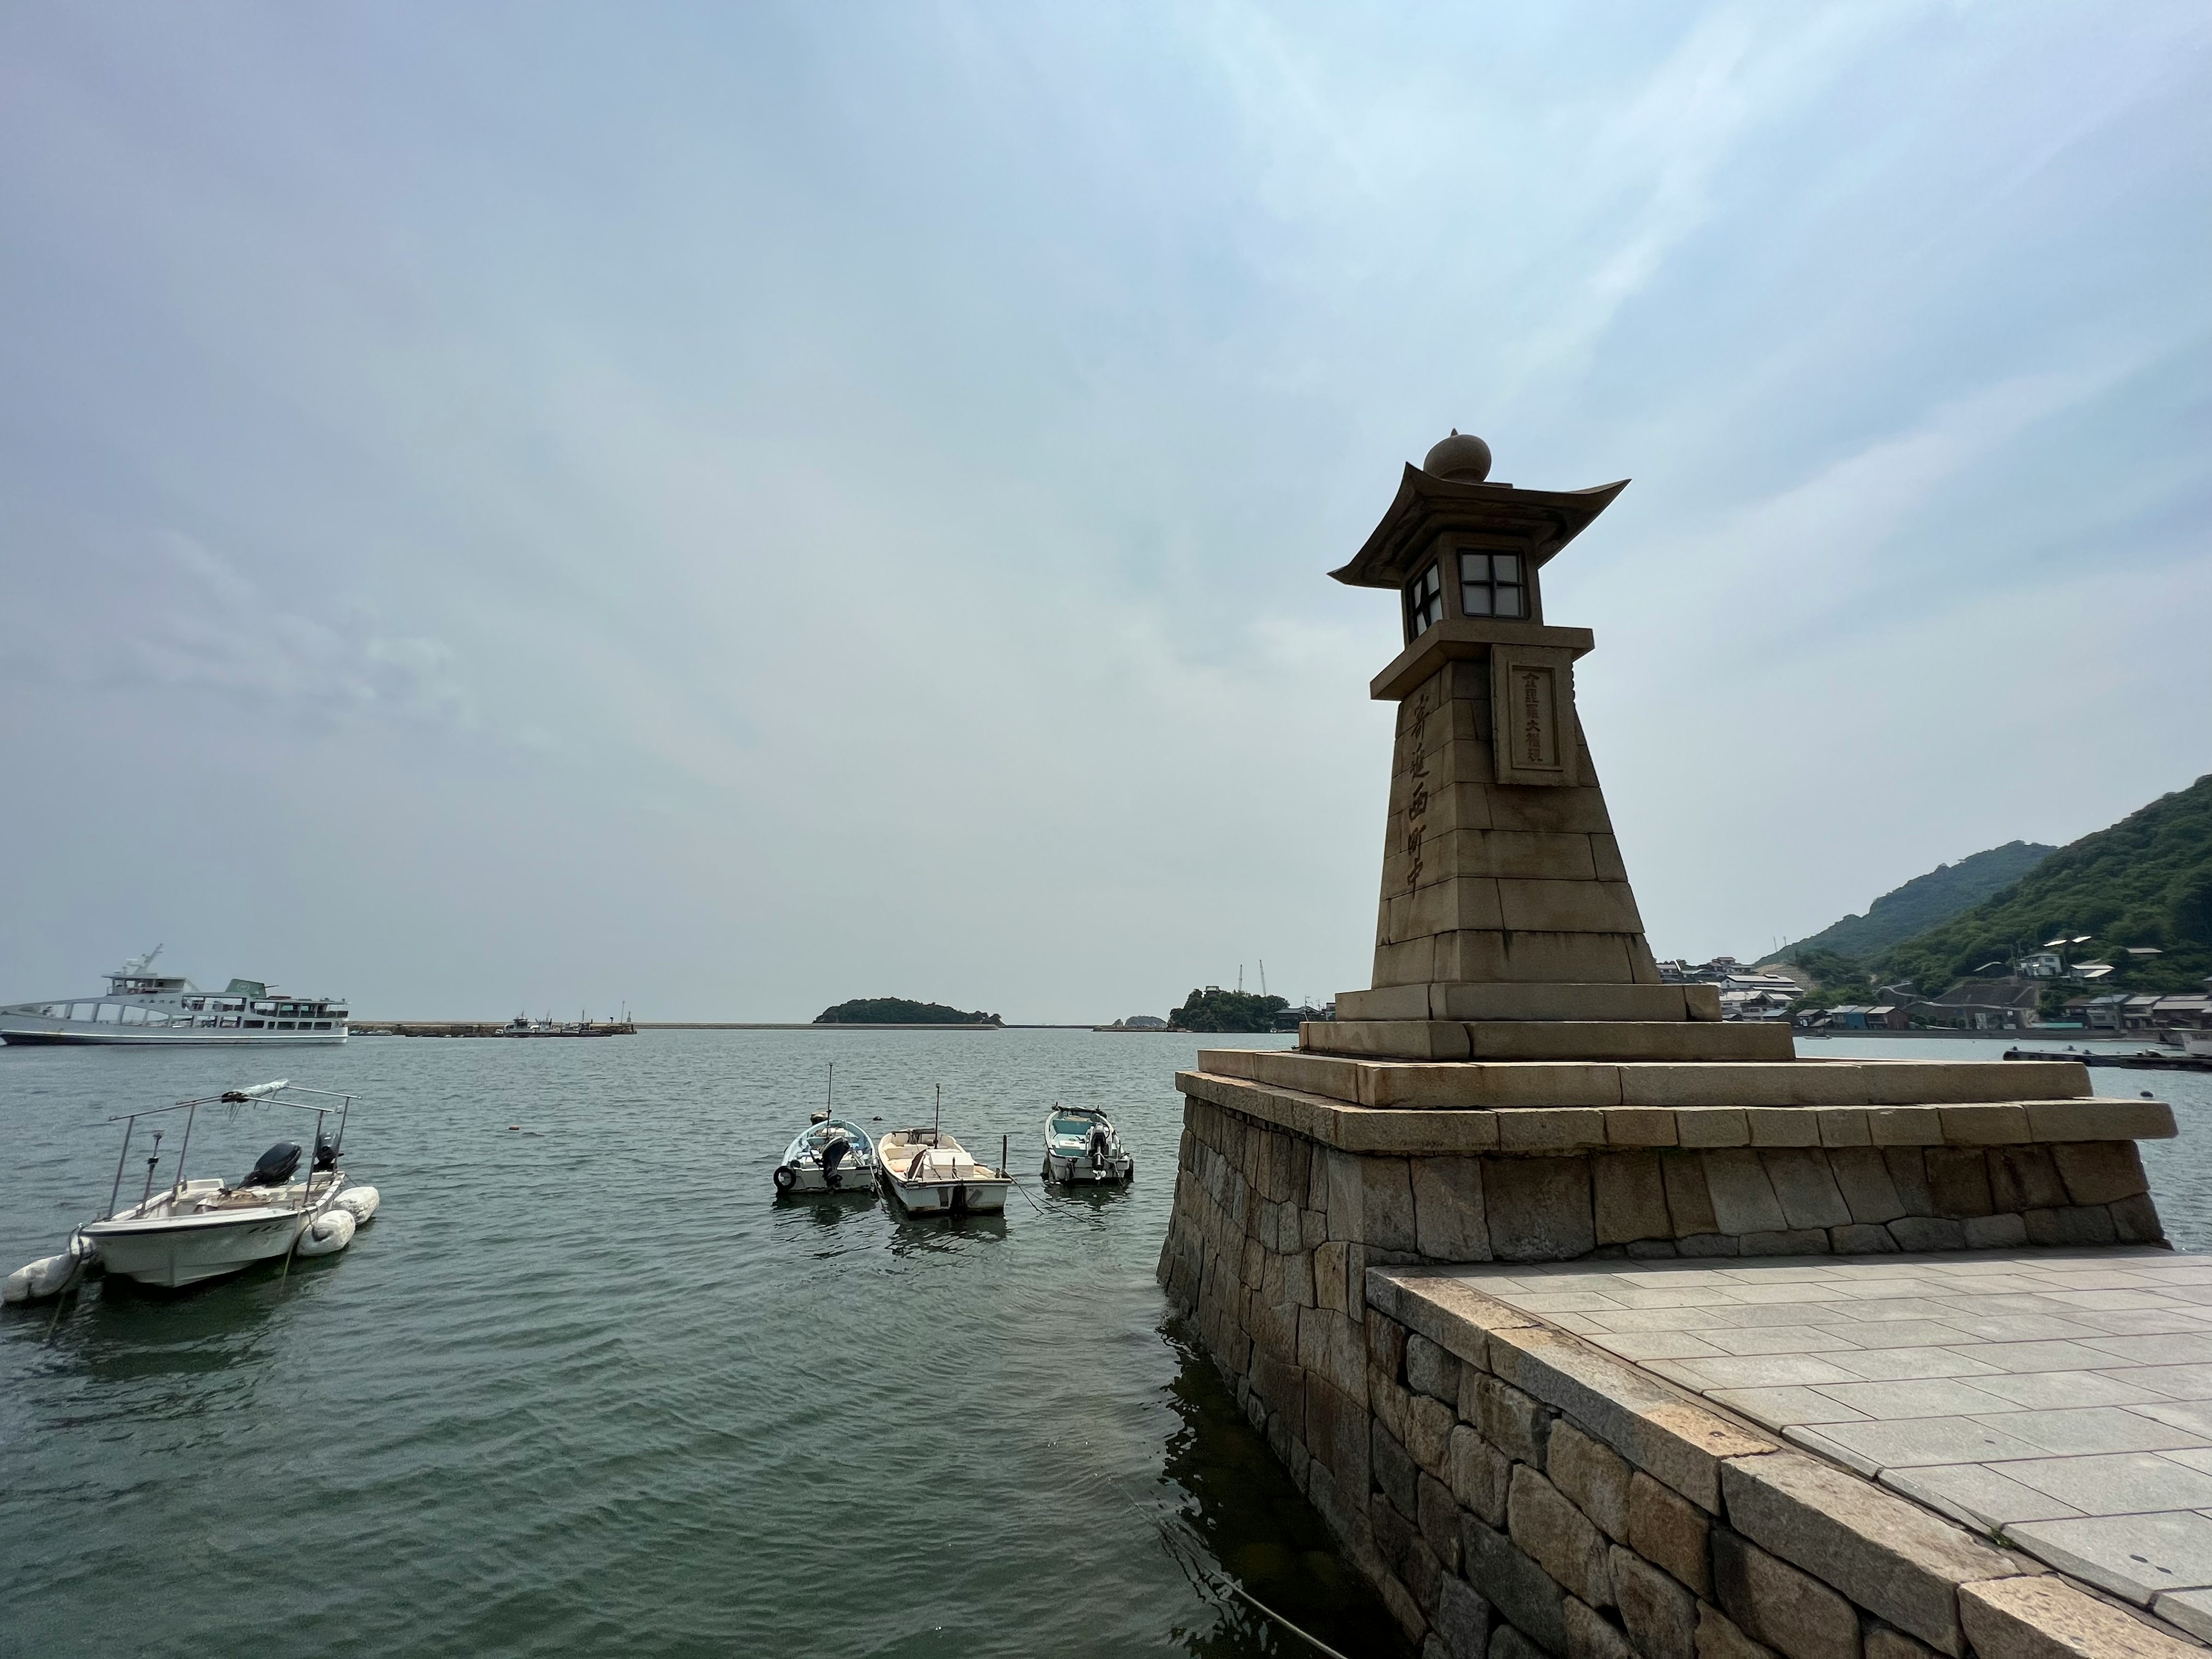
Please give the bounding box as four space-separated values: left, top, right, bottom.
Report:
827 1062 835 1115
107 1116 137 1219
141 1130 165 1207
934 1083 941 1143
173 1102 197 1195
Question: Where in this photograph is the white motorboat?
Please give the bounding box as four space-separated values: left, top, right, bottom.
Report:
877 1125 1010 1216
1041 1104 1134 1185
774 1114 880 1196
5 1080 381 1301
0 947 349 1047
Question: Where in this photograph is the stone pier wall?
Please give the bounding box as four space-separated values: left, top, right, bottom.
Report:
1342 1266 2195 1659
1157 1082 2192 1658
1164 1077 2171 1283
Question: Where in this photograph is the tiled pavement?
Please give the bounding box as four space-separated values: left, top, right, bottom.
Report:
1448 1248 2212 1639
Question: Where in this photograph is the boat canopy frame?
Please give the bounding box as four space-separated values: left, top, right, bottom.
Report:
101 1080 355 1221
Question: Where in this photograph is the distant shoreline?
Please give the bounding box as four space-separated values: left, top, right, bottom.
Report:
350 1020 1104 1033
342 1021 2163 1041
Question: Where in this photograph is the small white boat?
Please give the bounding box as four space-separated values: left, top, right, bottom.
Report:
877 1126 1010 1216
5 1080 380 1301
774 1114 880 1196
1041 1105 1133 1185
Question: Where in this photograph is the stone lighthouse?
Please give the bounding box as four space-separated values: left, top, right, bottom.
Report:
1156 434 2184 1659
1317 430 1779 1058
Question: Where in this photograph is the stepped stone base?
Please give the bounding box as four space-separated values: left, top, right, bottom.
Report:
1311 1019 1801 1062
1337 983 1724 1023
1157 1048 2188 1657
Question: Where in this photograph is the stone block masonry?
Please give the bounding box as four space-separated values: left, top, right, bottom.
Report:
1165 1078 2171 1266
1159 1174 2207 1659
1156 1093 2202 1658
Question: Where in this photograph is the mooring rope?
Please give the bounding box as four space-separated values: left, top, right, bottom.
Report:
1081 1465 1356 1659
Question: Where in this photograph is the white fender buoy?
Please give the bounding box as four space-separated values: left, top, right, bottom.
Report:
296 1207 356 1257
334 1185 380 1224
4 1238 92 1305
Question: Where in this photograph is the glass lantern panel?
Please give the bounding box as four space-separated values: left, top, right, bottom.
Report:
1461 584 1492 616
1494 585 1525 618
1406 564 1443 637
1491 553 1521 583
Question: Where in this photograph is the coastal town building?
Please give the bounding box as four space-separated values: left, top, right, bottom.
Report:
2158 994 2212 1030
1157 434 2191 1658
2066 993 2130 1030
1911 978 2046 1030
1717 987 1795 1020
1656 958 1807 997
1822 1003 1910 1031
1657 959 1807 1021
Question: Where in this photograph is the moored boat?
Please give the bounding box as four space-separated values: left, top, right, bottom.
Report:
5 1080 380 1301
774 1115 880 1196
877 1125 1010 1216
1041 1104 1133 1185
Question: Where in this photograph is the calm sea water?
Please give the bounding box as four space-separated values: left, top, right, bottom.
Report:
4 1031 2210 1658
0 1029 1410 1659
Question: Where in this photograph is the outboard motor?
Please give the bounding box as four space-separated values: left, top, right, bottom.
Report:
1088 1125 1112 1171
820 1134 849 1191
239 1141 302 1190
312 1130 341 1173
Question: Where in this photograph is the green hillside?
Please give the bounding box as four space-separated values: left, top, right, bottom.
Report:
1168 988 1287 1032
1777 840 2055 963
1880 774 2212 995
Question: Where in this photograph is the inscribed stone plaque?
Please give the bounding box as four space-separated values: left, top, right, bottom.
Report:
1491 649 1580 787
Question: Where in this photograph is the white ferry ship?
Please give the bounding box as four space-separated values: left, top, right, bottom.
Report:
0 949 349 1047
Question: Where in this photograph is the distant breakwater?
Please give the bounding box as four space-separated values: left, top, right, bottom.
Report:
349 1021 1097 1035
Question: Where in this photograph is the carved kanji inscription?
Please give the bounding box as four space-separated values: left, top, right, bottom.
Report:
1490 649 1578 787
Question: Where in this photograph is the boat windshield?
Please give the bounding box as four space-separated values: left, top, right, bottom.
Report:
1050 1113 1101 1141
785 1119 874 1164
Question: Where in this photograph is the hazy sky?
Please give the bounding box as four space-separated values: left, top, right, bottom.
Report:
2 3 2207 1021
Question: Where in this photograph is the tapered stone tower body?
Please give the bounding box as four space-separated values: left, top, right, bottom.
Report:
1313 433 1782 1063
1156 434 2180 1653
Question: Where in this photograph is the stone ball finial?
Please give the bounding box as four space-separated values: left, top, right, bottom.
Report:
1423 429 1493 483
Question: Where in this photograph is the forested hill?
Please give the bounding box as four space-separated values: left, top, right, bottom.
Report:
1168 988 1288 1032
814 998 1002 1025
1776 841 2055 962
1880 774 2212 995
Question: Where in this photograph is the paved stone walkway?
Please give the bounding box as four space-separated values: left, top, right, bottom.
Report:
1448 1248 2212 1638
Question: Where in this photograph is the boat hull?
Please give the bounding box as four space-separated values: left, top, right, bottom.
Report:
1044 1153 1132 1184
782 1166 877 1196
1 1027 346 1047
881 1176 1009 1215
85 1210 316 1287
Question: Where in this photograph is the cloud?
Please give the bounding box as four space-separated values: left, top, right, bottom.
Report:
0 3 2204 1016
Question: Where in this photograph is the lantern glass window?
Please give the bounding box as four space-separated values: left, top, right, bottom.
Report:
1459 551 1525 619
1405 562 1443 639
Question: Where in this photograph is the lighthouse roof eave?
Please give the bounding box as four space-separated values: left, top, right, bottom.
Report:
1329 464 1630 589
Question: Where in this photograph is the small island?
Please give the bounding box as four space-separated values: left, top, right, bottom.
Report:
813 998 1003 1026
1166 988 1289 1032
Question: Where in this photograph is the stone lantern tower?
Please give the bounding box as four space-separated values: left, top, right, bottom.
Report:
1156 436 2179 1655
1316 431 1784 1062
